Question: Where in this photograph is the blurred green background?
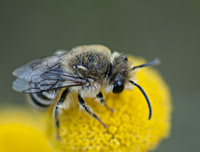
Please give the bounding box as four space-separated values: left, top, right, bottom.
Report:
0 0 199 151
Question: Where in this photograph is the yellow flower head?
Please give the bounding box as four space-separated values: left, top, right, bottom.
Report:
0 108 56 152
44 56 172 152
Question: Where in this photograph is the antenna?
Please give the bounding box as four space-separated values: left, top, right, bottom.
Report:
132 59 160 71
129 80 152 120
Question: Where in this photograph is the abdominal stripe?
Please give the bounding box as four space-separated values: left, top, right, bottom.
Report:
28 92 55 110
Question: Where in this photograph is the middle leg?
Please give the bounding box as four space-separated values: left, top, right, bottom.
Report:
78 94 107 128
96 92 114 112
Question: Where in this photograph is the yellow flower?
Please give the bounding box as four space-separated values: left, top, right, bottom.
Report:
0 108 57 152
44 56 172 152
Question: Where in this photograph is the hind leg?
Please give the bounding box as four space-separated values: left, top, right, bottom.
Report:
53 88 69 140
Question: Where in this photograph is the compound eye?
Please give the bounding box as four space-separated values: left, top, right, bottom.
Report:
122 55 128 62
113 81 124 94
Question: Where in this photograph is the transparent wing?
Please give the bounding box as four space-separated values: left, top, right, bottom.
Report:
12 55 87 93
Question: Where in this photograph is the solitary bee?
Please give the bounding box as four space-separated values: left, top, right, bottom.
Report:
12 45 159 139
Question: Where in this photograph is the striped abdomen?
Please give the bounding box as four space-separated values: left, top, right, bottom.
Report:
27 90 59 110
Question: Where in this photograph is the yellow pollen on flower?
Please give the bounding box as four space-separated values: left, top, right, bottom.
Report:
45 55 172 152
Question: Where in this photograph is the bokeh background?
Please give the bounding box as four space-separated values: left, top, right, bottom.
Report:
0 0 199 151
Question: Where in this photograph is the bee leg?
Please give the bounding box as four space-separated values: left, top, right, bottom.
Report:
53 88 69 140
96 92 114 112
78 94 108 128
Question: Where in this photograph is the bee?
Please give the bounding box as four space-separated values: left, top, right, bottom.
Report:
12 45 160 139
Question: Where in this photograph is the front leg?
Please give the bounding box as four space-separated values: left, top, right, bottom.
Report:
78 94 107 128
53 88 69 140
96 92 114 112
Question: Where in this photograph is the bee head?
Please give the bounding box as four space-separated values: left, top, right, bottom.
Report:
109 52 129 94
